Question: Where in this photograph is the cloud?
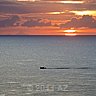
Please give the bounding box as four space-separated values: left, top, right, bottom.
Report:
60 15 96 28
0 15 20 27
0 15 52 27
0 1 32 14
22 18 52 27
0 0 96 15
0 1 38 14
41 0 84 1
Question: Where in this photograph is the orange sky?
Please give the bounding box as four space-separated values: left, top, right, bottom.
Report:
0 27 96 36
0 0 96 35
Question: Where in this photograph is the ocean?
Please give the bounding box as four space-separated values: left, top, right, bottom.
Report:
0 36 96 96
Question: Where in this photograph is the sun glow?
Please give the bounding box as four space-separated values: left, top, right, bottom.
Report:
71 10 96 16
42 0 85 4
58 1 85 4
46 12 65 15
64 29 76 33
64 29 77 36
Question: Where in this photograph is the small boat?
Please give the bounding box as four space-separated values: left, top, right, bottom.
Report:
40 66 46 69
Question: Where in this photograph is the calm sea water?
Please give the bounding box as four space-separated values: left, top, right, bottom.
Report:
0 36 96 96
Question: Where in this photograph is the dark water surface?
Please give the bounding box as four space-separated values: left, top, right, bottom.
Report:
0 36 96 96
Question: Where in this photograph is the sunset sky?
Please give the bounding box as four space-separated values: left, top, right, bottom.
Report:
0 0 96 35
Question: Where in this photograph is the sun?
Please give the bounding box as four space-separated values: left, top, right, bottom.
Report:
64 29 76 33
65 33 77 36
64 29 77 36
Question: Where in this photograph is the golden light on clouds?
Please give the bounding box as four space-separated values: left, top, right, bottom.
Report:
46 10 96 16
58 1 85 4
17 0 85 3
71 10 96 16
46 12 65 15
